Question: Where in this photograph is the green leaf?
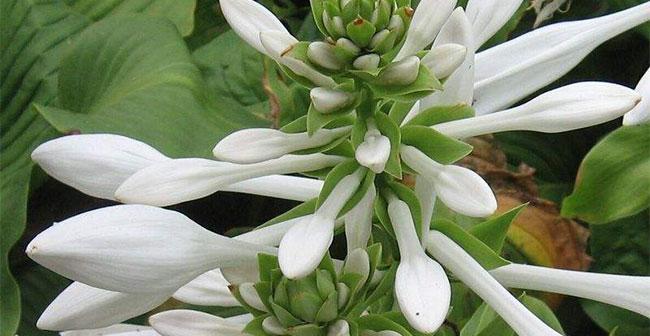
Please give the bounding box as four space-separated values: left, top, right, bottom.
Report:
375 112 402 178
431 219 509 270
519 295 565 334
469 204 527 253
404 104 475 126
356 314 414 336
401 125 473 164
386 181 423 241
244 315 272 336
562 125 650 224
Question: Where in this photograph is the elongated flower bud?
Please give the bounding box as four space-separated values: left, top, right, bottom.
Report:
344 186 376 251
213 127 351 164
149 310 245 336
327 320 350 336
394 0 457 61
435 82 641 138
353 53 380 70
422 43 467 79
378 56 420 86
400 145 497 217
310 87 355 113
466 0 523 50
342 248 371 285
262 316 286 335
308 42 345 70
623 68 650 126
172 269 239 307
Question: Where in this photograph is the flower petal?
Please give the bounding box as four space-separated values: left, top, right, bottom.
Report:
38 282 169 331
414 176 436 238
473 3 650 114
149 310 245 336
31 134 168 200
465 0 523 50
344 186 376 251
435 82 641 138
355 133 391 173
219 0 292 55
425 231 562 336
26 205 274 293
623 68 650 126
419 8 474 109
115 154 343 206
213 127 350 164
60 324 159 336
224 175 323 202
421 43 467 79
491 264 650 317
172 269 239 307
400 146 496 217
394 0 457 61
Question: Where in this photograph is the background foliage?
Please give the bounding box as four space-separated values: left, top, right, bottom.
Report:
1 0 648 335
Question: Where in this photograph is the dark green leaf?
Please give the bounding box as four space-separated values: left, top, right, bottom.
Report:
401 125 473 164
469 204 527 253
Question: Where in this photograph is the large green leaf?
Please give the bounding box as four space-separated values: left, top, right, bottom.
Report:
562 125 650 224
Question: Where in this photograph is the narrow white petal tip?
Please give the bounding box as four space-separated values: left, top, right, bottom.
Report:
395 0 457 61
423 43 467 79
355 132 391 173
278 215 335 279
395 255 451 333
150 309 244 336
466 0 523 50
212 128 284 163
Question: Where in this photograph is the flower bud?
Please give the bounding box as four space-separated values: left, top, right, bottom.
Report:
371 0 392 29
336 38 361 55
336 282 350 308
310 87 354 113
324 10 347 38
387 15 405 40
328 320 351 336
368 29 391 51
422 43 467 79
342 248 371 285
346 18 377 48
353 54 381 70
263 316 286 335
239 282 268 312
355 123 391 173
378 56 420 86
308 41 345 70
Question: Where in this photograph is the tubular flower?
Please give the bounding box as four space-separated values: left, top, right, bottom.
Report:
26 0 650 335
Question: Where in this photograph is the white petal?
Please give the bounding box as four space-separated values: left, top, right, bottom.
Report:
421 43 467 79
239 282 268 311
115 154 343 206
419 8 475 109
149 310 245 336
355 133 391 173
327 320 350 336
394 0 457 61
344 186 376 251
474 3 650 114
435 82 641 138
236 216 307 246
39 282 169 331
172 269 239 307
342 248 370 285
219 0 292 55
400 146 496 217
224 175 323 202
465 0 523 50
387 199 450 333
60 324 159 336
425 231 562 336
26 205 274 293
491 264 650 317
260 31 337 88
31 134 168 200
623 68 650 126
379 56 421 86
221 263 261 285
414 176 436 238
310 87 355 113
262 316 286 335
213 127 350 164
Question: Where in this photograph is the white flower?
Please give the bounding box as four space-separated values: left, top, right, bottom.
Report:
149 310 247 336
344 186 376 251
279 169 365 279
425 231 562 336
421 43 467 79
623 67 650 126
310 87 355 113
172 269 240 307
473 3 650 114
378 56 421 86
387 196 450 333
491 264 650 317
414 176 436 238
342 248 371 285
394 0 457 61
115 154 343 206
465 0 524 50
355 120 391 173
213 126 351 163
60 324 159 336
434 82 641 138
400 145 497 217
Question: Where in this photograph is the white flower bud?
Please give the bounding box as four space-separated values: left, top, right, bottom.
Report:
343 248 371 285
394 0 457 61
310 87 354 113
422 43 468 79
378 56 420 86
623 68 650 126
327 320 351 336
387 15 404 36
369 29 391 50
355 121 391 173
337 38 361 55
336 283 350 309
262 316 286 335
353 54 381 71
239 282 267 312
308 41 344 70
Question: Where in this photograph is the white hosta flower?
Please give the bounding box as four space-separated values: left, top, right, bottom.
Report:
435 82 641 138
419 8 475 109
387 197 450 333
26 205 275 293
38 282 170 331
260 31 337 88
344 186 376 251
474 3 650 114
149 310 245 336
353 54 380 71
623 68 650 126
310 87 355 113
400 145 497 217
115 154 344 206
394 0 457 61
421 43 467 79
239 282 268 311
355 121 391 173
224 175 323 202
425 231 562 336
342 248 371 285
213 126 351 163
465 0 523 50
307 41 344 70
378 56 420 86
490 264 650 317
327 320 350 336
31 134 169 200
262 317 286 335
414 176 436 238
279 169 365 279
172 269 239 307
60 324 159 336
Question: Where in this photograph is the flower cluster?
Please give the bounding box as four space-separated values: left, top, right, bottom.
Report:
27 1 650 336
